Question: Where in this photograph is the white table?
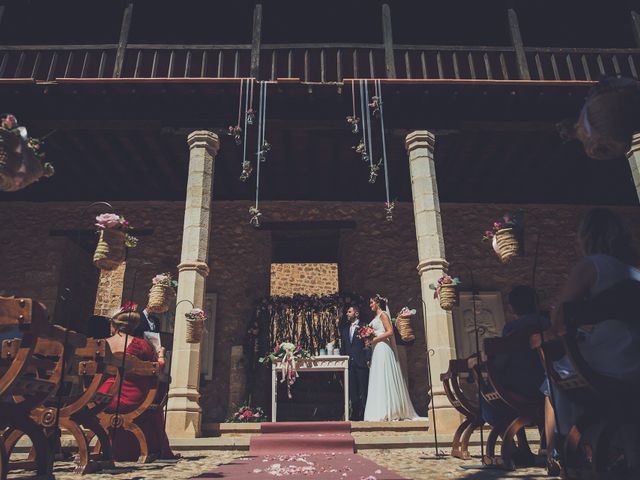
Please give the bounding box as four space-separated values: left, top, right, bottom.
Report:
271 355 349 422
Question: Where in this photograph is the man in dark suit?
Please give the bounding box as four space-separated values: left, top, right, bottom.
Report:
340 305 371 421
133 306 161 338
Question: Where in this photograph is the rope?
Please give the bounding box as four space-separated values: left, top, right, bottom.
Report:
376 79 391 206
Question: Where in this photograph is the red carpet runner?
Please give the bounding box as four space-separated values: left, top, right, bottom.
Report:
193 422 407 479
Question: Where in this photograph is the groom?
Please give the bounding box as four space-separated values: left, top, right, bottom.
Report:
340 306 370 421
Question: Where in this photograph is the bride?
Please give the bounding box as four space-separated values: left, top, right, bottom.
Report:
364 294 423 421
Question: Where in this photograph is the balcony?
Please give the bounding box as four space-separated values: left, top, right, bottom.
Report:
1 42 638 83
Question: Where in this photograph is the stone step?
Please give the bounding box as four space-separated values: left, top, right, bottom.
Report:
204 420 430 436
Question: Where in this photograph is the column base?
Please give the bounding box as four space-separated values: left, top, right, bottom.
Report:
429 405 464 435
165 409 202 438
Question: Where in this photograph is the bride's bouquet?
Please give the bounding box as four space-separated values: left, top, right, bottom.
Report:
357 325 376 343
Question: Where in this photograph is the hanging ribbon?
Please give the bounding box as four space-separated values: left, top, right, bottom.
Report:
355 80 369 163
229 79 244 146
250 81 267 227
240 78 252 182
247 78 256 125
363 80 377 184
376 79 394 221
346 80 359 134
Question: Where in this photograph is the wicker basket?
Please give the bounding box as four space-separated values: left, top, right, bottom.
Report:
395 316 416 342
93 229 126 271
438 284 459 311
147 284 175 314
494 228 520 264
186 317 205 344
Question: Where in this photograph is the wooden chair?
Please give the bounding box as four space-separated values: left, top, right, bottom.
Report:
441 358 484 459
483 329 546 470
537 280 640 479
4 338 121 474
0 296 83 480
94 352 168 463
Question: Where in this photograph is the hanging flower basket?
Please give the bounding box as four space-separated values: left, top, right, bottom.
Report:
185 308 207 344
92 213 138 271
430 275 461 311
493 228 520 264
483 213 522 264
147 273 177 314
0 115 54 192
394 307 416 342
561 77 640 160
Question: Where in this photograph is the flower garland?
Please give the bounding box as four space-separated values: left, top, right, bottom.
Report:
259 342 312 399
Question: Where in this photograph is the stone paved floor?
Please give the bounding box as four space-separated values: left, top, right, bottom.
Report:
9 447 559 479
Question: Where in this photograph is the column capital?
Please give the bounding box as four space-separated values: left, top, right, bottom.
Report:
187 130 220 157
627 132 640 157
177 260 210 277
417 258 449 275
405 130 436 153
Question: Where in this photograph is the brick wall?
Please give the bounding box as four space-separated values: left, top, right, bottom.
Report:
270 263 339 296
1 200 639 422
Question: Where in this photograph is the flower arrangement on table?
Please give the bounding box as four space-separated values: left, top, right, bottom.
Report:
394 307 417 342
228 404 266 423
93 213 138 270
482 213 522 264
0 113 54 192
147 272 178 314
185 308 207 343
429 275 461 311
259 342 312 399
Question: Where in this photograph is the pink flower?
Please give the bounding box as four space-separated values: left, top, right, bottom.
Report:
95 213 123 230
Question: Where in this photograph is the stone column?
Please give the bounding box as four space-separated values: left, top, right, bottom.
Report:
166 131 219 438
405 130 461 433
627 133 640 202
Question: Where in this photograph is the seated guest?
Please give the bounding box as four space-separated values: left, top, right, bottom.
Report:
479 286 549 466
548 208 640 437
97 302 178 461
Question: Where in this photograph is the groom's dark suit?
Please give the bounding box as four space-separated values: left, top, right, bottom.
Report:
340 319 371 421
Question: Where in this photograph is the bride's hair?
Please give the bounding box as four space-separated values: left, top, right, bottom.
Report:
371 294 387 310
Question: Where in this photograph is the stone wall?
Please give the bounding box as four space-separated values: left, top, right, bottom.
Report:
94 262 126 317
1 200 639 422
270 263 339 296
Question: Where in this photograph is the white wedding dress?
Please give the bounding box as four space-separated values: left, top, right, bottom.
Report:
363 313 423 421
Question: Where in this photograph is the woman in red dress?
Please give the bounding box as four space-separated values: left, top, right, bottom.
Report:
98 303 177 461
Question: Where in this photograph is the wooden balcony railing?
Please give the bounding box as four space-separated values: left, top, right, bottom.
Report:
0 43 638 83
524 47 640 81
393 45 519 80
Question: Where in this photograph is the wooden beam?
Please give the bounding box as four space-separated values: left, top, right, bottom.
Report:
250 2 263 79
632 11 640 48
507 8 531 80
381 3 397 78
113 1 134 78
